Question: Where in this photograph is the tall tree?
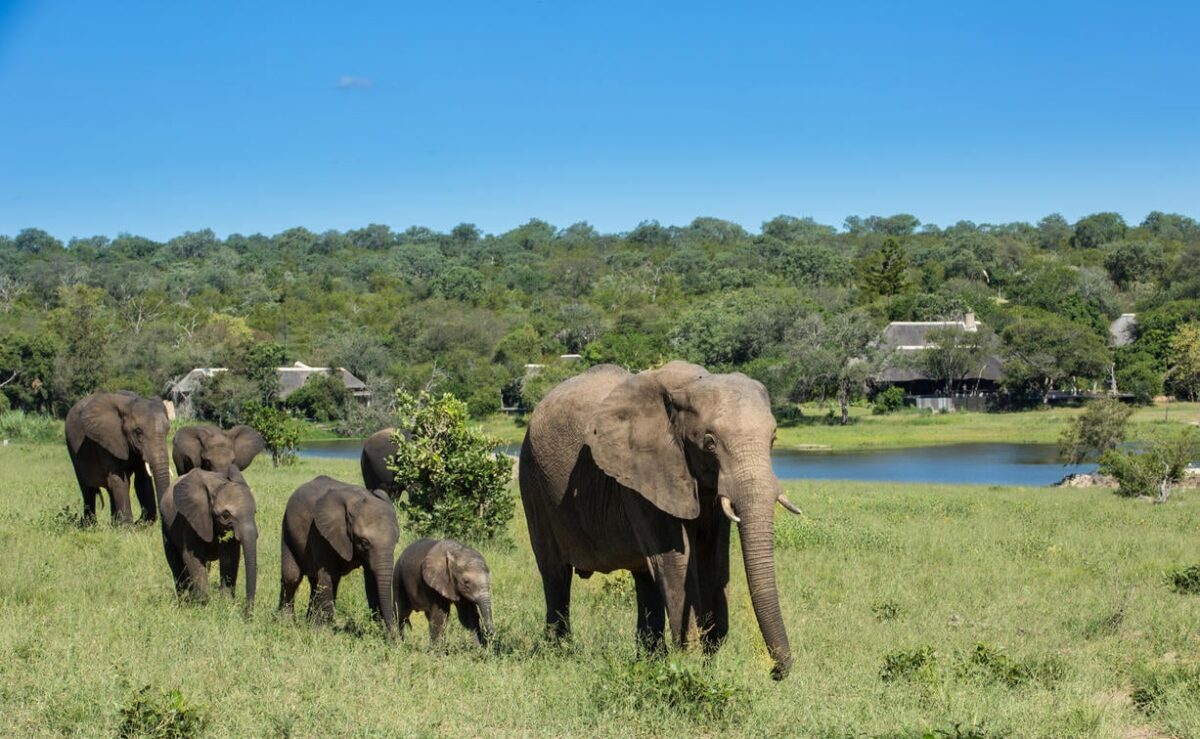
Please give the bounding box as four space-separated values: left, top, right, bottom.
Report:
1167 323 1200 401
861 237 909 297
1001 315 1111 402
787 310 884 425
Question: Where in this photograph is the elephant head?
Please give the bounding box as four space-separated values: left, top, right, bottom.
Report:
422 540 493 638
173 425 265 477
315 487 400 633
81 391 172 506
172 469 259 609
587 360 799 679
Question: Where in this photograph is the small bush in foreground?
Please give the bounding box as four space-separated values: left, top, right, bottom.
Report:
881 647 937 682
871 599 902 621
240 402 304 466
1057 397 1131 464
596 657 740 724
118 686 207 738
1166 564 1200 594
872 386 907 415
964 643 1065 689
1100 428 1200 500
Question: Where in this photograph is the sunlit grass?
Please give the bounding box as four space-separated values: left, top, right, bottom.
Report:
3 441 1200 735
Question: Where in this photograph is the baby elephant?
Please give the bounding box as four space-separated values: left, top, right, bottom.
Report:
279 476 400 633
393 538 493 645
159 468 258 610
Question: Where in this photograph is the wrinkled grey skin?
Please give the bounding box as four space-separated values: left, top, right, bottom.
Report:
279 476 400 634
393 538 493 645
65 391 171 525
172 424 265 478
360 427 410 498
159 469 258 611
518 361 794 679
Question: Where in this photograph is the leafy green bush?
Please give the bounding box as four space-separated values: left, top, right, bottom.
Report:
1099 428 1200 499
240 402 304 466
872 386 907 415
964 643 1065 688
118 686 207 738
871 599 901 621
880 647 937 682
1166 564 1200 594
285 372 350 421
0 409 62 442
1058 397 1132 464
596 657 740 724
389 391 513 542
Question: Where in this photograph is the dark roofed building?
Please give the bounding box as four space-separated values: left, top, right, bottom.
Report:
168 362 369 418
875 313 1004 397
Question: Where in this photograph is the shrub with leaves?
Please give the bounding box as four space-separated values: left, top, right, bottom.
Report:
388 390 513 542
872 386 907 415
596 657 740 724
118 686 207 739
1058 397 1132 464
241 402 304 466
1166 564 1200 594
1099 428 1200 500
880 647 937 682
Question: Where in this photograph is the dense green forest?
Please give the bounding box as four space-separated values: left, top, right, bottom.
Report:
2 211 1200 431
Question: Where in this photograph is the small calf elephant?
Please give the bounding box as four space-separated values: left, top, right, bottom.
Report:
393 538 493 645
159 469 258 610
279 476 400 633
172 424 265 477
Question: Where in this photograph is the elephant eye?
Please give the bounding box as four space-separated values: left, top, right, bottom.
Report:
703 433 717 452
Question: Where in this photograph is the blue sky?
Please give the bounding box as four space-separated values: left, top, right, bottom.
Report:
1 1 1197 241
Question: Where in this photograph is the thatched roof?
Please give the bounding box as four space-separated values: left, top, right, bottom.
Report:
876 314 1004 383
168 362 368 400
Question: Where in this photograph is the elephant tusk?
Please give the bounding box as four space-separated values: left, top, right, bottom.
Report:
719 496 741 524
776 494 803 515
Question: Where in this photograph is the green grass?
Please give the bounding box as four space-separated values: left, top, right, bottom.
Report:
3 442 1200 735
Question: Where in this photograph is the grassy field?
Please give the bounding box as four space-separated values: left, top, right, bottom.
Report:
3 443 1200 737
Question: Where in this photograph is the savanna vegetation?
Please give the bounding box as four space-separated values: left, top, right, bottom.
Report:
3 211 1200 438
4 443 1200 736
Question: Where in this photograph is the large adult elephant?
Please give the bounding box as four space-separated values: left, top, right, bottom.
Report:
172 424 265 477
518 361 801 680
66 391 172 525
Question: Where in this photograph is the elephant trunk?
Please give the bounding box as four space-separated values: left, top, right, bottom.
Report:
148 447 172 508
477 594 494 640
723 454 793 681
371 554 396 635
240 524 258 612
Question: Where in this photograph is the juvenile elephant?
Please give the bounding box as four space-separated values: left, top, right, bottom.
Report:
159 469 258 610
279 476 400 633
65 391 172 524
518 361 802 679
172 424 265 477
393 538 493 645
360 427 409 498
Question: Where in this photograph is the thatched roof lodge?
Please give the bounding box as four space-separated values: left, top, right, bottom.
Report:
168 362 368 417
875 312 1004 396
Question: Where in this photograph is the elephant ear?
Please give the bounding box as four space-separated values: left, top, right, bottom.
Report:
587 373 699 520
174 472 215 542
421 543 458 602
314 489 353 561
80 394 130 459
229 425 265 470
172 427 204 474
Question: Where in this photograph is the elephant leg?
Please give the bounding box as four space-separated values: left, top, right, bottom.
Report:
648 549 701 649
133 466 156 523
633 571 666 655
539 563 573 640
456 603 484 645
180 548 210 601
428 603 450 644
278 543 301 616
105 472 133 525
218 541 239 596
694 517 731 653
80 485 101 526
394 586 413 639
308 571 336 624
162 533 187 596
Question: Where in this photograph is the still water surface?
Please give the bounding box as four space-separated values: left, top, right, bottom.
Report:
298 440 1093 487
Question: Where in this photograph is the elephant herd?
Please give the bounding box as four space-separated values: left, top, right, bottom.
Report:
63 360 799 679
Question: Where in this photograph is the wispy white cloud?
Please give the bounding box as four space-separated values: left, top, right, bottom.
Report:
336 75 374 90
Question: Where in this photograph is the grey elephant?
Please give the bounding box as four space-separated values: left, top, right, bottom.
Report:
279 476 400 633
159 468 258 610
518 361 802 680
393 538 493 645
65 391 172 525
360 427 410 498
172 424 265 477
